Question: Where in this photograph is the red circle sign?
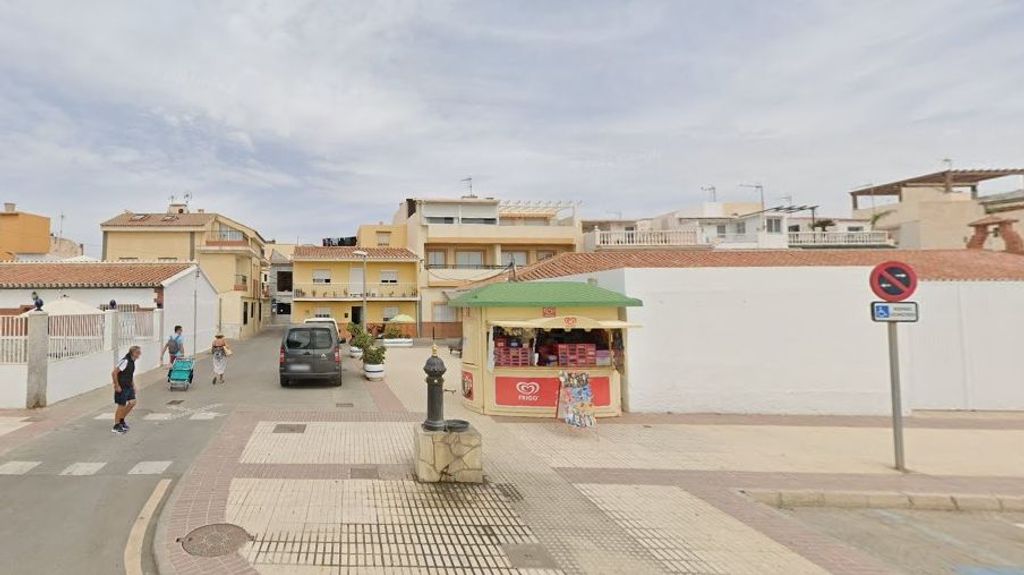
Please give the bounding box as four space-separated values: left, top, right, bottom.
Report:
869 261 918 302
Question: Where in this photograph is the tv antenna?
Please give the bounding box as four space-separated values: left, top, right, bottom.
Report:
460 177 475 198
701 185 717 202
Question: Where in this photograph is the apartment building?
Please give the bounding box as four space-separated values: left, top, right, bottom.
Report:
850 168 1024 249
100 202 269 339
290 246 419 334
0 203 84 261
265 243 296 324
361 197 580 335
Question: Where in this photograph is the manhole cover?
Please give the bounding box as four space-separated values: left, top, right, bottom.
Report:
350 466 379 479
273 423 306 434
166 400 184 405
502 543 559 569
336 402 354 408
179 523 251 557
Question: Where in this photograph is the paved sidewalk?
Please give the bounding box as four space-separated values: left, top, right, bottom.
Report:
155 346 1024 575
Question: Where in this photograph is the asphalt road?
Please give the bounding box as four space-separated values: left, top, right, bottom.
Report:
0 325 365 575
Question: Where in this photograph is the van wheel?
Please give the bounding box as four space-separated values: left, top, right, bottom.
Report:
279 377 289 387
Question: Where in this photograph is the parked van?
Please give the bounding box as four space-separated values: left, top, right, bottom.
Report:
280 325 342 387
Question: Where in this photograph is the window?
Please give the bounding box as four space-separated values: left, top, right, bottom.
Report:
716 224 727 238
537 250 556 261
460 217 497 225
788 225 801 232
766 218 782 234
848 226 864 232
382 306 400 321
285 328 333 350
119 257 139 262
158 257 178 262
426 250 446 268
455 251 484 268
375 231 392 246
380 270 398 284
312 269 331 284
277 271 293 292
243 302 248 325
735 222 746 235
433 303 457 322
502 251 528 267
425 216 456 224
314 307 331 318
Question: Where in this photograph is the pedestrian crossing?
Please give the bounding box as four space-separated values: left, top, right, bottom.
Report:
0 459 175 477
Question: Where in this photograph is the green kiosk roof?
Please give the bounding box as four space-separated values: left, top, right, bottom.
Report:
448 281 643 308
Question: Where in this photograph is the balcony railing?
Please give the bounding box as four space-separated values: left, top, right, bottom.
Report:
424 264 508 270
209 229 246 242
587 229 700 248
788 231 893 246
292 282 418 299
233 274 248 291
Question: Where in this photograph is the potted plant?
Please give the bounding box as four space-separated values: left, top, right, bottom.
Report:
362 344 386 381
382 323 413 347
348 325 369 359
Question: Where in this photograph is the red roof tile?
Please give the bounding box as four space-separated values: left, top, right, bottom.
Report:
492 249 1024 283
0 263 193 288
292 246 419 261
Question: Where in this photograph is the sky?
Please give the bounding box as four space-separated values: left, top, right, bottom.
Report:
2 0 1023 255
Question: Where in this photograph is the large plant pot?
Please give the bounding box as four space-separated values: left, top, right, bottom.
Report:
364 363 385 381
349 346 363 359
382 338 414 348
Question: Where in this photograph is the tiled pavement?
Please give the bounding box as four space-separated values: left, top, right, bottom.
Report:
156 347 1024 575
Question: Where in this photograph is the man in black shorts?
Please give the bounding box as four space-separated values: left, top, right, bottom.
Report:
112 345 142 434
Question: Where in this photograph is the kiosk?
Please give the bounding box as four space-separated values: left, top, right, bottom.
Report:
449 282 642 418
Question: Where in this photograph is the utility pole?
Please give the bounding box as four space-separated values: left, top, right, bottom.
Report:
740 183 766 231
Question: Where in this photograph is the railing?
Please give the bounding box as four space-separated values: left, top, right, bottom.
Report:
48 313 105 361
424 264 508 270
292 282 418 299
788 231 893 246
208 229 246 243
234 274 248 291
118 311 154 348
706 233 759 245
588 229 700 248
0 316 28 364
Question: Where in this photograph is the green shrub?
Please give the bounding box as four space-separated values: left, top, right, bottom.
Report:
383 324 404 339
352 332 374 351
362 344 387 365
347 322 364 337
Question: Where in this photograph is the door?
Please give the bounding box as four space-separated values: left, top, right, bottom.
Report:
351 306 363 326
349 266 364 295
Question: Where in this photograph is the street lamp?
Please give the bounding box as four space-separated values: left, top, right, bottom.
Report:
352 250 369 329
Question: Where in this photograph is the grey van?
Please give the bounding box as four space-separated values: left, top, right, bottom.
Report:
279 325 342 387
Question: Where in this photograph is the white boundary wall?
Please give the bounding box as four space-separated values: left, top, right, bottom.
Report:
551 267 1024 414
0 364 27 407
46 339 161 405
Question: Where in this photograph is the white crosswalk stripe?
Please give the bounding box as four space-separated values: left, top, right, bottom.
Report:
95 413 115 420
0 461 41 475
189 412 221 420
127 461 172 475
142 413 174 421
60 462 107 476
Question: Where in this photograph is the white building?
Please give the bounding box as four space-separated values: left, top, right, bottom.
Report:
508 249 1024 415
0 262 219 344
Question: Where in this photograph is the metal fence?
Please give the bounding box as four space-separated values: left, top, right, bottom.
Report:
118 311 154 348
48 313 105 361
0 316 28 364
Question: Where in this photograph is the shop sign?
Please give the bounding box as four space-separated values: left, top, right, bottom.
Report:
563 316 578 329
461 370 474 400
495 375 611 408
542 307 556 317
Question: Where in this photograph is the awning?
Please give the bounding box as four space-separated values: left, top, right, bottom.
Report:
488 315 640 330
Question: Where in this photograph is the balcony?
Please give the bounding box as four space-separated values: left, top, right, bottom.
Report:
425 221 577 245
233 274 249 292
584 229 701 250
788 231 894 248
292 282 418 301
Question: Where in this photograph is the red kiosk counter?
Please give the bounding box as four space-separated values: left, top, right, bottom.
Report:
448 281 642 418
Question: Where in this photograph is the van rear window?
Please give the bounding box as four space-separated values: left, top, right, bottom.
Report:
286 328 334 350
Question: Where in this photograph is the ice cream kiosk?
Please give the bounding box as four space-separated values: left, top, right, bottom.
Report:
449 281 642 418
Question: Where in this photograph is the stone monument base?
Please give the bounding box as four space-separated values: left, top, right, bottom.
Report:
413 424 483 483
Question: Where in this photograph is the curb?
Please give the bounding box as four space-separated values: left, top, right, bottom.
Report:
740 489 1024 512
152 476 182 575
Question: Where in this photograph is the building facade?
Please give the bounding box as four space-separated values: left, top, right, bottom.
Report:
265 243 295 324
290 246 419 335
100 202 269 339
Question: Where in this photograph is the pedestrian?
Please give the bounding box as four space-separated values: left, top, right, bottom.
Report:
161 325 186 376
111 345 141 434
210 332 231 385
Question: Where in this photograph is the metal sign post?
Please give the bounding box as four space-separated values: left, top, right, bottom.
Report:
869 261 918 472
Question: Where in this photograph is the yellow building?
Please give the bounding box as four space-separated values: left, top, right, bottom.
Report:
360 197 581 336
100 202 269 339
0 203 51 259
291 246 420 336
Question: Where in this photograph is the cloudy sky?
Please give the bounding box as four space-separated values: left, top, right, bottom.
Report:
2 1 1023 253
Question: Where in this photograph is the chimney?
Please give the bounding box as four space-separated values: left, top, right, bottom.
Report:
167 203 189 214
999 220 1024 255
3 203 15 213
967 215 1024 254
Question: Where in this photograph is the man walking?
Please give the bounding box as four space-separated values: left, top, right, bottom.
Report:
111 345 141 434
161 324 185 371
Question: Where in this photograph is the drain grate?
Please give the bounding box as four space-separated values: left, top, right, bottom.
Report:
166 400 184 405
272 423 306 434
350 466 379 479
179 523 251 557
335 402 354 408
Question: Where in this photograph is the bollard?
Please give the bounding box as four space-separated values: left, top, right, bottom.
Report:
422 344 447 431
